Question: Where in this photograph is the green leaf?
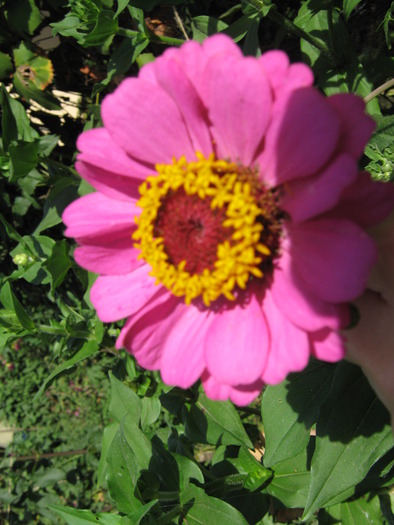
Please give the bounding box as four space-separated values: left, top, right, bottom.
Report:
342 0 362 20
35 468 65 488
340 493 382 525
262 360 335 467
238 448 272 491
43 240 71 293
191 16 228 42
295 2 380 114
6 0 42 36
82 10 118 47
51 15 86 40
9 141 39 181
141 396 161 430
243 15 261 56
266 443 312 508
115 0 130 17
369 115 394 151
34 176 79 234
0 52 13 80
98 422 119 487
0 84 38 148
93 35 149 95
106 427 143 514
303 362 394 519
181 484 249 524
223 13 259 43
120 500 158 525
109 373 142 423
49 505 122 525
184 394 253 448
0 84 18 151
34 340 99 400
13 72 60 111
0 281 35 331
173 453 204 491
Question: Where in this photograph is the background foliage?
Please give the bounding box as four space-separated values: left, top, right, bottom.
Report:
1 0 394 523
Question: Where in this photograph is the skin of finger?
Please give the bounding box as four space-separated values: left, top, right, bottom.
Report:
367 210 394 305
345 291 394 427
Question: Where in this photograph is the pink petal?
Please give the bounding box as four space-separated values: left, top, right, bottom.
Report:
90 264 159 322
310 328 345 362
258 87 340 185
202 372 263 406
259 51 314 99
63 192 136 242
74 239 141 276
153 56 213 156
160 306 212 388
101 78 195 165
290 219 376 302
281 153 358 223
332 172 394 228
262 288 310 384
205 290 269 386
327 94 375 159
117 290 182 370
204 54 272 165
271 248 349 331
76 128 152 200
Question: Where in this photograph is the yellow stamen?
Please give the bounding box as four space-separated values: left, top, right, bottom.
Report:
133 152 271 306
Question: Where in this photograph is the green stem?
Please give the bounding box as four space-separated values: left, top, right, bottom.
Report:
157 504 183 524
244 0 336 64
38 324 91 339
117 27 185 47
267 9 336 64
38 324 67 336
158 490 180 501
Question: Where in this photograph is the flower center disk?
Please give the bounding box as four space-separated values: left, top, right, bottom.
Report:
133 153 281 306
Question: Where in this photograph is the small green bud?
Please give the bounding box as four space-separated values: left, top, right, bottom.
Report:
13 253 30 266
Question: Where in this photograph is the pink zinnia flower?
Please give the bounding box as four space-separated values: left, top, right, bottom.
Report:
63 35 394 405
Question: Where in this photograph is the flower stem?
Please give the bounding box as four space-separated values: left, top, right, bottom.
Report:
364 78 394 104
116 27 185 47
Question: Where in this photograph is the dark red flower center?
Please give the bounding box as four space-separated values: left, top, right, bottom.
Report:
154 188 233 274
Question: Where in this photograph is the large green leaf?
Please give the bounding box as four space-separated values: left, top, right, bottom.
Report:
266 444 312 508
263 360 335 467
49 505 122 525
109 373 142 422
0 51 13 80
340 493 382 525
173 452 204 491
98 422 119 487
184 394 253 447
303 362 394 519
106 427 143 514
43 239 71 293
191 16 228 42
181 484 249 524
0 281 35 331
8 141 39 181
342 0 362 20
0 84 18 151
82 10 118 47
6 0 42 35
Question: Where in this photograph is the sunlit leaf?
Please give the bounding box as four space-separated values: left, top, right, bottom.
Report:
303 363 394 519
